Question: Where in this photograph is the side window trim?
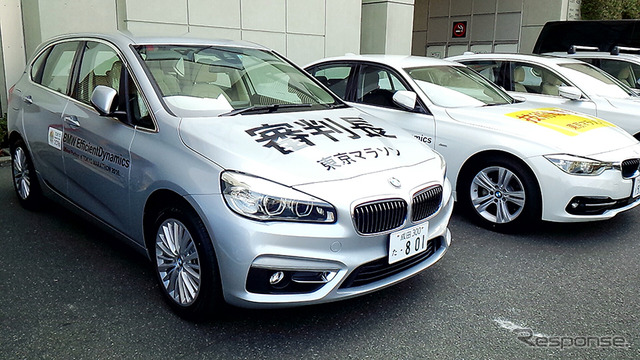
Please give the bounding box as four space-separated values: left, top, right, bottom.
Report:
68 41 88 99
29 47 52 84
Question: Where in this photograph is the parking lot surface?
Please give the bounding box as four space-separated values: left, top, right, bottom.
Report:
1 164 639 359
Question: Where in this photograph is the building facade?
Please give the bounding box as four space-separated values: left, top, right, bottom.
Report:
0 0 580 115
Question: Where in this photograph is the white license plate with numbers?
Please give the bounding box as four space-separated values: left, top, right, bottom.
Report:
388 223 429 264
633 177 640 198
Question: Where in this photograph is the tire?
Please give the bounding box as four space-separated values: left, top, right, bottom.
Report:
11 140 43 210
458 157 541 232
151 205 223 320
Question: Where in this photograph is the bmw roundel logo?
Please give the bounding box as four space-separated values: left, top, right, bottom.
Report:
388 177 401 188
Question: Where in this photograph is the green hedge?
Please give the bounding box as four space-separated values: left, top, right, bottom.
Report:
582 0 640 19
0 113 6 149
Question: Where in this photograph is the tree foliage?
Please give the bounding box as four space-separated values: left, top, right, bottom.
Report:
581 0 640 20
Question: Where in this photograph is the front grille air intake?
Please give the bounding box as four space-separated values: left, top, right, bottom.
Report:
353 199 407 234
411 185 443 222
621 158 640 178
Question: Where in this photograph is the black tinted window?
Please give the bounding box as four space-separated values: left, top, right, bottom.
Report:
355 65 407 109
307 64 353 99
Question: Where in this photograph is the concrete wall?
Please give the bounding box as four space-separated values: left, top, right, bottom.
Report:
21 0 119 62
0 0 582 114
120 0 361 66
1 0 362 114
413 0 580 58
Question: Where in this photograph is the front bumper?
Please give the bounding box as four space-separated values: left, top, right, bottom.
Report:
190 178 453 309
530 156 640 222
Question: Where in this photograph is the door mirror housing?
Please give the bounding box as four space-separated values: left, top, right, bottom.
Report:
558 86 583 100
392 90 417 110
91 85 119 115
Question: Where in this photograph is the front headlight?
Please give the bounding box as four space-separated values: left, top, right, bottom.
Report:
544 154 613 176
221 171 336 223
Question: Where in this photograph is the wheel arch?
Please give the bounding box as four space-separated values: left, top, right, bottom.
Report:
143 189 203 257
9 131 25 149
457 149 542 202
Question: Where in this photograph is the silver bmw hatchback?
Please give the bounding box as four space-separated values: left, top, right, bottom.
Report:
8 32 452 319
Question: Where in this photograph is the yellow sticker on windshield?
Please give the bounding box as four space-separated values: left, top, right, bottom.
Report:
505 108 614 136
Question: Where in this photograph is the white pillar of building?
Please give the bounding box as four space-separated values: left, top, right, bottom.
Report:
0 0 26 115
361 0 415 55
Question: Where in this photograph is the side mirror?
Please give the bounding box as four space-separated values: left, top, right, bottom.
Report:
392 90 417 110
91 85 118 115
558 86 583 100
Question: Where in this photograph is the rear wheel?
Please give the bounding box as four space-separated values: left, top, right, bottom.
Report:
459 157 541 232
11 140 43 210
151 205 223 320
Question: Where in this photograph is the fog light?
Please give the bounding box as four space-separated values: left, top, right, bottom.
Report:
269 271 285 285
570 201 580 209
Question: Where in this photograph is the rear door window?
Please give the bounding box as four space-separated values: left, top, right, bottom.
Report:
38 42 79 95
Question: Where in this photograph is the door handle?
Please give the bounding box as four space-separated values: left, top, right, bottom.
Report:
64 115 80 128
23 95 33 105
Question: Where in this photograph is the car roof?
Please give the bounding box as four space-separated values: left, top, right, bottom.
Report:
447 52 587 67
37 31 269 53
545 51 640 63
306 54 462 69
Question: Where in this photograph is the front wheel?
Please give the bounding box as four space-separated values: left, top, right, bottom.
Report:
459 157 541 232
11 140 43 210
151 205 223 320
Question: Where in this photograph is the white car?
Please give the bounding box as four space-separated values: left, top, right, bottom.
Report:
305 55 640 231
447 53 640 139
543 46 640 91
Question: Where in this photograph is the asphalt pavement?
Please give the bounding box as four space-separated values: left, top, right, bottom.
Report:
1 163 639 359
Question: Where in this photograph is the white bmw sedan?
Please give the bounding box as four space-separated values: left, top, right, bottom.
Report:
305 55 640 232
448 53 640 139
8 33 453 319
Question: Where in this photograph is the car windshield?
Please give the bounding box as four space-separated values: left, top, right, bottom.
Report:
134 45 339 116
558 63 636 98
405 65 513 107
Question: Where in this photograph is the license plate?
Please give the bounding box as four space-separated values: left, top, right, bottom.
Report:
633 177 640 198
388 223 429 264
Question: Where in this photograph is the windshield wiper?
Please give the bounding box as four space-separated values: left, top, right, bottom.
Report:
220 103 312 116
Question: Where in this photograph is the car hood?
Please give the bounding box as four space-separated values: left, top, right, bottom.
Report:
178 108 437 186
605 96 640 111
445 103 638 156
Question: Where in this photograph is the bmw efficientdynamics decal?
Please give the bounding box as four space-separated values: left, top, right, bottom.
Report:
61 132 130 176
